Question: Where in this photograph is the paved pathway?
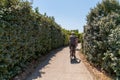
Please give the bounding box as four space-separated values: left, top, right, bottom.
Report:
26 44 93 80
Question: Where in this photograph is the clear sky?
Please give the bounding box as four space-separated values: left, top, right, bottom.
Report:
31 0 120 33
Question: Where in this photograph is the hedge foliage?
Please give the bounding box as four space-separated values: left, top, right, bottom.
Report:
83 0 120 78
0 0 69 79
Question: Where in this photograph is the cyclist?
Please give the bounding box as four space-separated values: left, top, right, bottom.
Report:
69 32 76 59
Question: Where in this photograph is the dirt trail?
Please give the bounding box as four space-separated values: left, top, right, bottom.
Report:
26 44 93 80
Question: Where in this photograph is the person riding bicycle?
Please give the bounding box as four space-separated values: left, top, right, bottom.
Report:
69 32 77 59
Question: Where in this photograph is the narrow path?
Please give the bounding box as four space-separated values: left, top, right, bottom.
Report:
26 44 93 80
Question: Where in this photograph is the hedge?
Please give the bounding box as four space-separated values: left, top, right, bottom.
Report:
83 0 120 78
0 0 69 79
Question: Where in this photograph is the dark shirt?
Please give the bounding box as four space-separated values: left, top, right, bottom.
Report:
69 35 76 45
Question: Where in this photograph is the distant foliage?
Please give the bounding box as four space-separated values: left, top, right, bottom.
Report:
83 0 120 78
0 0 69 79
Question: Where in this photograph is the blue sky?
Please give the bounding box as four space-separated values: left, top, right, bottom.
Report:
31 0 120 33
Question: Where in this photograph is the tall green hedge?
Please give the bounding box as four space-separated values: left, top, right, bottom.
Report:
83 0 120 78
0 0 69 79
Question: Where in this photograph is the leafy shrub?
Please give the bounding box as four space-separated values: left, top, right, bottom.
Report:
0 0 69 79
83 0 120 78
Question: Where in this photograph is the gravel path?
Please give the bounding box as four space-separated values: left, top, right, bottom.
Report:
26 44 93 80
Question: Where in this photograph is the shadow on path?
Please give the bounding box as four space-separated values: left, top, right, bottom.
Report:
26 47 64 80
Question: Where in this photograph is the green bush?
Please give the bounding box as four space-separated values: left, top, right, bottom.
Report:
83 0 120 78
103 26 120 76
0 0 69 79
